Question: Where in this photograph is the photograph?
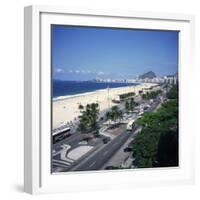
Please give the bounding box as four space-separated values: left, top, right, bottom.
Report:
51 25 179 173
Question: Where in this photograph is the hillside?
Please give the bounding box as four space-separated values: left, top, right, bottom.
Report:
139 71 156 79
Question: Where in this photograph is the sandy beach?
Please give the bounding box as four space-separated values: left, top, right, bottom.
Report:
52 83 157 129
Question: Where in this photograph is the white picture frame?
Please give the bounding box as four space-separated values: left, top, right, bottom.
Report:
24 5 195 194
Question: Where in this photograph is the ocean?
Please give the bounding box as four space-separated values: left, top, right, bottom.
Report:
53 80 139 100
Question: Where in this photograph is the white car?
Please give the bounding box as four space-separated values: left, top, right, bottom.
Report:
78 141 88 145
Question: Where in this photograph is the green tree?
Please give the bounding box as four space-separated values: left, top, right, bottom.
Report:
111 106 121 122
142 90 162 100
90 103 99 134
125 101 130 113
129 98 135 111
106 106 122 123
119 92 135 101
125 98 138 113
132 86 178 168
167 85 178 99
78 104 84 110
78 103 99 134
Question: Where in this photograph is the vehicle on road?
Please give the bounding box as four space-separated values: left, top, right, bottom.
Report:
52 127 71 144
123 147 132 152
78 140 88 145
144 104 151 110
104 165 119 170
126 119 135 131
102 137 111 144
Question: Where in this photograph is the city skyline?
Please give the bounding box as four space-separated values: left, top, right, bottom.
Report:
52 25 178 81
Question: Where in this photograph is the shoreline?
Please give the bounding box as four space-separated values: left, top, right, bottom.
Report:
53 83 140 102
52 83 158 129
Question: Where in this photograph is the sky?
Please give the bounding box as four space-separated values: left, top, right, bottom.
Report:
52 25 178 81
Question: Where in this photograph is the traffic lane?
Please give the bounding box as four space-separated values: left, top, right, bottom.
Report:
85 130 136 171
146 98 161 112
73 130 134 171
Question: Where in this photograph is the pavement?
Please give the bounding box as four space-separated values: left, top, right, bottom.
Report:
68 146 94 160
99 126 116 139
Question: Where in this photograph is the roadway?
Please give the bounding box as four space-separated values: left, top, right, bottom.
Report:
70 129 136 171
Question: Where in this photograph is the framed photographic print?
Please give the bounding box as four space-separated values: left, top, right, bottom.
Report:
24 5 195 194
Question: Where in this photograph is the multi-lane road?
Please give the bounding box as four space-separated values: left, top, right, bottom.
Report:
70 128 136 171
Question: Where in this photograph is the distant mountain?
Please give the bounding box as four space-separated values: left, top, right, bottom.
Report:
139 71 156 79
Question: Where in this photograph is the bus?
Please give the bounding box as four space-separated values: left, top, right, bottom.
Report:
52 127 71 144
126 119 135 131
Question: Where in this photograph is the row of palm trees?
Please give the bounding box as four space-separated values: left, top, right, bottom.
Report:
78 97 138 134
106 105 123 123
78 103 124 134
125 98 139 113
119 92 136 101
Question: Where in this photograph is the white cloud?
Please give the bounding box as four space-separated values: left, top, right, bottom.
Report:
97 71 104 75
56 68 64 73
66 69 99 75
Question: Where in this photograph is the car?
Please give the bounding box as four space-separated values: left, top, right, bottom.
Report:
79 141 88 145
104 166 119 170
123 147 132 152
100 117 104 121
143 106 148 111
94 134 102 138
102 137 111 144
128 141 134 146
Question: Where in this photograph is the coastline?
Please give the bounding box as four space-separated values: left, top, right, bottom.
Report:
52 82 157 129
52 83 140 102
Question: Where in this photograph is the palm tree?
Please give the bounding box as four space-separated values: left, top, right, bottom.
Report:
78 103 99 134
111 106 121 122
106 111 111 120
90 103 99 134
118 110 123 120
130 98 135 111
125 100 130 113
